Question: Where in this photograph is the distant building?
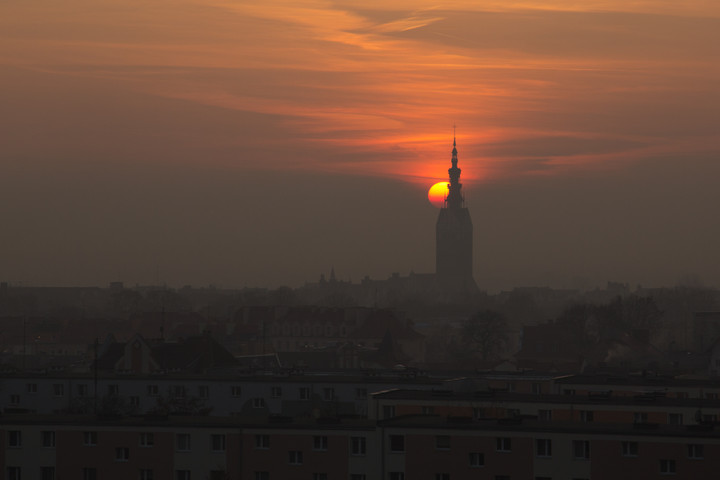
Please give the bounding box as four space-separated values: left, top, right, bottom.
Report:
435 137 478 294
95 333 238 375
268 306 426 366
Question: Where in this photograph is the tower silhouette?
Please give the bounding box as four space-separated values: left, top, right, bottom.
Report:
435 135 478 293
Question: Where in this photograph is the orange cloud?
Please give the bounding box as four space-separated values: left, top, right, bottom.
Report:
1 0 718 186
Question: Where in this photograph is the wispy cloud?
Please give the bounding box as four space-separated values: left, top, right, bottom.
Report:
1 0 718 184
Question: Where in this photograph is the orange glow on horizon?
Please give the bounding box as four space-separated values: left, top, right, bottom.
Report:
0 0 717 187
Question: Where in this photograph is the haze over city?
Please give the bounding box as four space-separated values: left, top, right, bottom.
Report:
2 0 719 291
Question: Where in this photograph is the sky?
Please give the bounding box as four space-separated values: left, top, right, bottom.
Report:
1 0 719 292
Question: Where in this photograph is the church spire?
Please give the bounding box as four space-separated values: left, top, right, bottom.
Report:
445 132 463 209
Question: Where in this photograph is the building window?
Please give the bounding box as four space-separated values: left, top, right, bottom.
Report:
622 441 638 457
147 385 159 396
41 466 55 480
351 436 366 456
536 439 552 457
7 467 21 480
299 387 311 400
532 382 542 394
495 476 510 480
211 434 226 452
383 405 396 419
176 471 191 480
255 434 270 449
129 396 140 407
115 447 130 462
313 474 328 480
176 433 191 451
688 444 704 459
77 384 89 397
422 406 435 415
231 386 242 397
289 450 303 465
83 431 97 446
538 409 552 420
253 397 266 408
140 469 154 480
496 437 511 452
8 430 21 447
313 435 328 451
323 387 335 401
107 384 119 396
634 412 648 424
580 410 593 422
473 407 484 420
198 385 209 398
27 383 38 393
351 475 367 480
254 473 269 480
668 413 683 425
172 386 186 398
468 452 484 467
53 384 64 396
435 474 449 480
355 388 367 399
389 473 405 480
435 435 451 450
140 433 154 447
660 459 676 475
271 386 282 398
390 435 405 453
83 468 97 480
42 431 56 448
573 440 590 460
564 389 576 395
10 394 19 405
209 472 225 480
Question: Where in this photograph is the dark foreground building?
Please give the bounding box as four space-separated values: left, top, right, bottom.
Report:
5 371 720 478
436 137 478 295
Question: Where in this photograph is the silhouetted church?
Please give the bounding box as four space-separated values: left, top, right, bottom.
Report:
299 137 478 304
436 136 478 294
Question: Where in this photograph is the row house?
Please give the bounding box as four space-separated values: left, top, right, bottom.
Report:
555 374 720 399
370 389 720 427
0 372 443 418
3 413 720 479
379 415 720 480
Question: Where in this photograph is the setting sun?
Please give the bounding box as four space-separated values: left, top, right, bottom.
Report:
428 181 449 208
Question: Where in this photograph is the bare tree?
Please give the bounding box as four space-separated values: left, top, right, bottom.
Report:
461 310 509 361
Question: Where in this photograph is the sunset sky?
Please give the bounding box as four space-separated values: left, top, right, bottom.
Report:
1 0 719 291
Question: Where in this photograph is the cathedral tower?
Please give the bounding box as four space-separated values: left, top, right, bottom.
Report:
436 136 477 293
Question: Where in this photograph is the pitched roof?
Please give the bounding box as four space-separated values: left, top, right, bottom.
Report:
95 333 238 373
151 335 238 372
358 329 412 368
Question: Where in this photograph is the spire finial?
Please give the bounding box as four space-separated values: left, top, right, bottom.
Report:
446 126 462 208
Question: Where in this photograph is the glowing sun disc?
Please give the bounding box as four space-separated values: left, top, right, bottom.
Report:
428 182 448 208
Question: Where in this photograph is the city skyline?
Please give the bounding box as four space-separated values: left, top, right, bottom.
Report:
1 0 719 291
